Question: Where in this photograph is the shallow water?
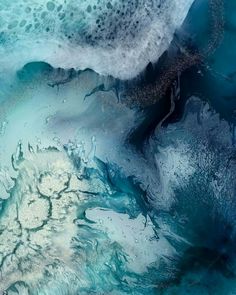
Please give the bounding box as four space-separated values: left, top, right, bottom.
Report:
0 0 236 294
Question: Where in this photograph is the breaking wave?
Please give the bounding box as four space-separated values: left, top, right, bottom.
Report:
0 0 194 79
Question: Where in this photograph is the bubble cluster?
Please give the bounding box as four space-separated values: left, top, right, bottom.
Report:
62 0 165 47
0 0 162 45
0 0 194 79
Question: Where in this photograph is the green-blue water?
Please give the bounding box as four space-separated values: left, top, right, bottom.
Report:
0 1 236 294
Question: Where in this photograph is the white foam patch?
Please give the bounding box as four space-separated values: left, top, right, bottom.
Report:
83 207 176 273
150 96 235 211
0 149 79 292
0 0 194 79
155 142 196 208
0 142 163 293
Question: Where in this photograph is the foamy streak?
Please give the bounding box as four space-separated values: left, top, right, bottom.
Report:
0 0 194 79
150 97 236 211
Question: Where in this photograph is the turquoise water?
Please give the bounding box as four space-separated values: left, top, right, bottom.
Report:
0 0 236 294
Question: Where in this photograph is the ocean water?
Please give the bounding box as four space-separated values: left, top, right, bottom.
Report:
0 0 235 294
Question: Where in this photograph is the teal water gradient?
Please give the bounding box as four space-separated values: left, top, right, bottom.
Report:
0 0 236 294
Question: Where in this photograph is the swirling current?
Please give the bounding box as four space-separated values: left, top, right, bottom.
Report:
0 0 236 294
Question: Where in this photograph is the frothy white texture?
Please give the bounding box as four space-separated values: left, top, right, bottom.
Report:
0 0 194 79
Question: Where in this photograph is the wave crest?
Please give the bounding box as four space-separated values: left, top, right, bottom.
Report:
0 0 194 79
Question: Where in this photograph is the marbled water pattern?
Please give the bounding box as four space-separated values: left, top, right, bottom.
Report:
0 0 235 294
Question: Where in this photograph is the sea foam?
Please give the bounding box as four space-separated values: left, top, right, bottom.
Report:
0 0 194 79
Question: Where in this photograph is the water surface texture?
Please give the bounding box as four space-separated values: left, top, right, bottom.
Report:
0 0 235 294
